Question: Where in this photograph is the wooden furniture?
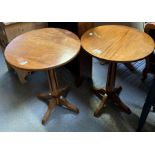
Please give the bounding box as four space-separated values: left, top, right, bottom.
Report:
5 22 48 42
142 22 155 81
0 22 48 83
48 22 94 85
81 25 154 117
0 22 30 83
4 28 81 124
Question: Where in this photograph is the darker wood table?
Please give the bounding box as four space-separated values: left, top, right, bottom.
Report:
4 28 81 124
81 25 154 117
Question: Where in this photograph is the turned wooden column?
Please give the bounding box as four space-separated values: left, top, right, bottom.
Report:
4 28 81 124
81 25 154 117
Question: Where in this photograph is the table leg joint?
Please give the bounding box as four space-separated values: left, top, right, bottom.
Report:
93 86 131 117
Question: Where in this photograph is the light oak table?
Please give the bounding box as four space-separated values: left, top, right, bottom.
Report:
81 25 154 117
4 28 81 124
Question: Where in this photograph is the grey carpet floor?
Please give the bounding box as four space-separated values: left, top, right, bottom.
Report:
0 50 155 132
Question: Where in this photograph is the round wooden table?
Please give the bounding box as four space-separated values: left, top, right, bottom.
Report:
81 25 155 117
4 28 81 124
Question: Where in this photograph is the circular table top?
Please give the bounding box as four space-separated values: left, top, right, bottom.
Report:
4 28 81 71
81 25 155 62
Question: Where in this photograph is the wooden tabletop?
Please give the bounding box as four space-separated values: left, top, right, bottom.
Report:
4 28 81 71
81 25 155 62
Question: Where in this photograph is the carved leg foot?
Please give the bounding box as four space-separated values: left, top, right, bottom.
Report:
94 95 108 117
59 97 79 113
42 99 56 125
113 94 131 114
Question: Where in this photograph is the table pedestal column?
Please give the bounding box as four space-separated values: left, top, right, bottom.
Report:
93 62 131 117
38 69 79 125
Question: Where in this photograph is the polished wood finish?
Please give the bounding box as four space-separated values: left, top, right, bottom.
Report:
38 69 79 125
5 28 81 71
93 62 131 117
47 22 94 86
0 22 30 83
81 25 154 62
5 28 80 124
81 25 154 117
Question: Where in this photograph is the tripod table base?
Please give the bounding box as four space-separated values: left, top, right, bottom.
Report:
93 86 131 117
38 69 79 125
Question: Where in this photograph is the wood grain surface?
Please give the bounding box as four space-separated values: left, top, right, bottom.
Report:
81 25 154 62
4 28 81 71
